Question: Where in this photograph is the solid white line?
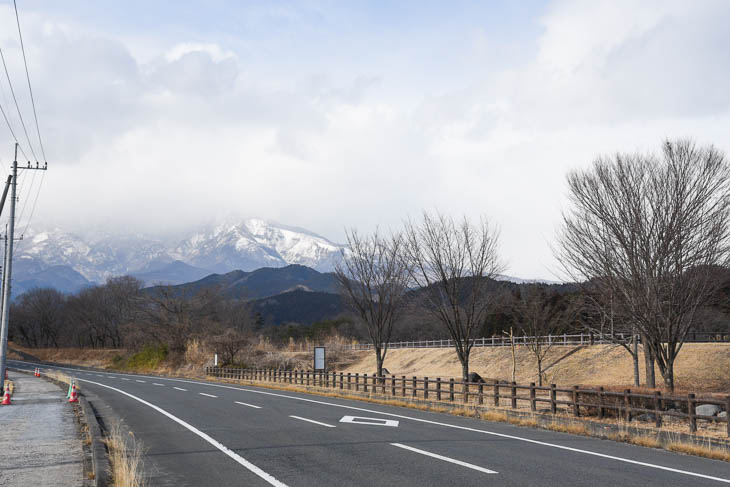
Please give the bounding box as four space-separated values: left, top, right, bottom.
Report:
235 401 261 409
153 383 164 386
391 443 497 474
75 378 287 487
199 392 218 398
136 380 146 383
19 361 730 484
289 415 336 428
173 387 187 392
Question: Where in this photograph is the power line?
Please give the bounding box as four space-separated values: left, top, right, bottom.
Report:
0 47 37 162
13 0 45 163
0 100 28 160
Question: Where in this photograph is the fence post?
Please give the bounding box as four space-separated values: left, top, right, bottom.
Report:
355 373 359 391
436 378 442 401
654 391 662 428
550 384 557 414
401 376 406 397
449 379 455 402
463 380 469 404
412 377 417 398
494 381 500 406
511 382 517 409
572 386 580 417
598 387 605 419
624 389 632 422
688 393 697 433
364 374 369 393
306 371 310 386
424 377 429 400
346 372 351 390
478 383 484 405
391 375 396 396
529 383 536 411
340 372 344 390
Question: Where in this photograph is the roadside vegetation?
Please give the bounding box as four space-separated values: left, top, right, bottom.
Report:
104 422 145 487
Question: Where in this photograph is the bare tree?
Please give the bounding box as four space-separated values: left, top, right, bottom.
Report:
335 229 410 378
403 212 504 382
513 285 570 386
558 139 730 391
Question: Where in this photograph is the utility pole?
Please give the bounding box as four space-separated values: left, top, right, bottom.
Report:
0 143 46 391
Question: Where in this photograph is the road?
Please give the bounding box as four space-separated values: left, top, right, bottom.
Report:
8 360 730 486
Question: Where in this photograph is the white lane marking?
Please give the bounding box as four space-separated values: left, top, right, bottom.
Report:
121 378 130 381
136 380 146 383
75 378 288 487
235 401 261 409
289 415 336 428
108 376 116 379
340 416 398 427
391 443 497 474
153 383 164 386
96 375 104 377
173 387 187 392
20 361 730 484
199 393 218 398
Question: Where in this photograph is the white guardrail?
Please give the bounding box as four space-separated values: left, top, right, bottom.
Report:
331 332 730 351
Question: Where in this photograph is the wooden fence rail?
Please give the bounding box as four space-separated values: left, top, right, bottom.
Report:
205 367 730 438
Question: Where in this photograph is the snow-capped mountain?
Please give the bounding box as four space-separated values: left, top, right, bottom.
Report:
15 219 345 288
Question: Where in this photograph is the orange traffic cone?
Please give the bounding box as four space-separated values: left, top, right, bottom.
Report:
1 388 10 405
34 368 38 377
68 383 78 403
37 368 41 377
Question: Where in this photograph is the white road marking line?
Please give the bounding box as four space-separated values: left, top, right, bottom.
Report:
74 379 287 487
136 380 146 383
340 416 398 427
199 392 218 398
121 378 130 381
289 415 336 428
235 401 261 409
391 443 497 474
173 387 187 392
153 383 164 386
96 375 103 377
21 361 730 485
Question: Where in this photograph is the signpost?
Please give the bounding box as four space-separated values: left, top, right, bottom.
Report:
314 347 326 371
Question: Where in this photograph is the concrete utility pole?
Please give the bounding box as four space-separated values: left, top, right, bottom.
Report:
0 145 17 391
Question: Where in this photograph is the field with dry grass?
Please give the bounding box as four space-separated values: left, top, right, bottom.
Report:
340 343 730 393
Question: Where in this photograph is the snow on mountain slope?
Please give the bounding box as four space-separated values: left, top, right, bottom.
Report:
16 219 345 285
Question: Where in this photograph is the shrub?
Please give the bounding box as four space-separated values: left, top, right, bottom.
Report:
126 344 168 371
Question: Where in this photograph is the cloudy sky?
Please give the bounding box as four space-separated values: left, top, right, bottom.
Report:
0 0 729 279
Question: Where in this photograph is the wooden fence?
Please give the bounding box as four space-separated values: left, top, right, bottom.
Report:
206 367 730 438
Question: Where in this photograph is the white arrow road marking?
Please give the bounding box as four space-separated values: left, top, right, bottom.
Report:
173 387 187 391
391 443 497 474
290 416 336 428
235 401 261 409
74 378 288 487
340 416 399 427
199 393 218 398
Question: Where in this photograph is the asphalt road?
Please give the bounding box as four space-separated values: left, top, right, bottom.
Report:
9 360 730 486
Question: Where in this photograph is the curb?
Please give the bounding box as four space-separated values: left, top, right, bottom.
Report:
79 393 112 487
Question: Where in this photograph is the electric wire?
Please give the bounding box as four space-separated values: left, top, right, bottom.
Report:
0 46 37 162
13 0 45 162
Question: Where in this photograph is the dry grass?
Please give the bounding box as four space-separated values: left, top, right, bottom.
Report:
3 379 13 394
103 422 144 487
9 342 123 368
340 343 730 393
667 440 730 461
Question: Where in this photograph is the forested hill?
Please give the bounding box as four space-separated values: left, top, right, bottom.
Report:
144 264 339 300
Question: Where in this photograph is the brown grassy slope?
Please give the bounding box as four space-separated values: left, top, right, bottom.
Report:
340 343 730 393
8 342 123 368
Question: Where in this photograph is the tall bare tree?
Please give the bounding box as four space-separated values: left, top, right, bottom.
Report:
558 139 730 391
403 212 504 382
335 229 410 378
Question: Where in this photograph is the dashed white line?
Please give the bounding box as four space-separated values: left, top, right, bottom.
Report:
136 380 146 383
153 383 164 386
199 392 218 398
391 443 497 474
74 378 287 487
121 378 130 381
234 401 261 409
289 415 336 428
96 375 104 377
173 387 187 391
